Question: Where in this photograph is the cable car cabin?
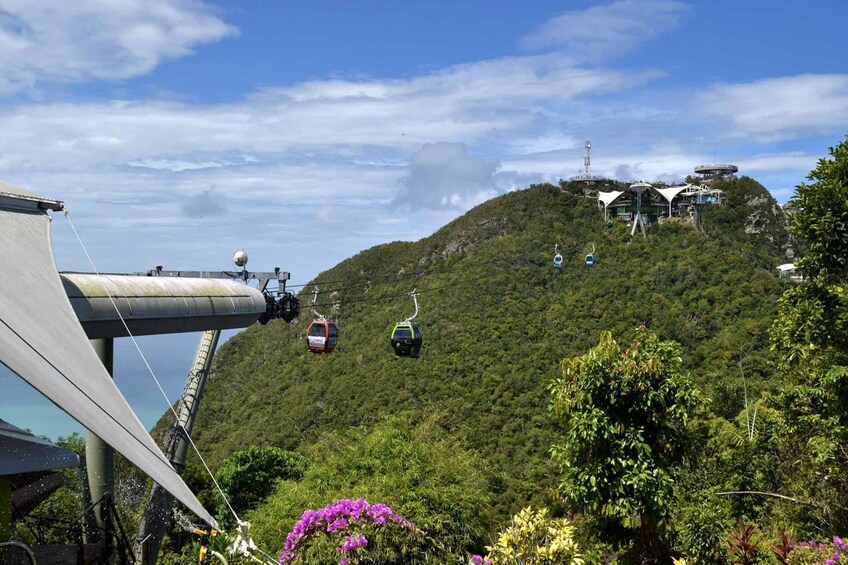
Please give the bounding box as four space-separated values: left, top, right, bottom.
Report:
553 254 563 268
391 321 422 358
306 319 338 354
584 253 595 267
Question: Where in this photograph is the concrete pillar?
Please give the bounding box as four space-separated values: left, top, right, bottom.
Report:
86 338 115 535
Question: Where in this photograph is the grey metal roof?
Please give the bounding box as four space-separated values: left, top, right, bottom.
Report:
0 180 64 211
0 419 79 476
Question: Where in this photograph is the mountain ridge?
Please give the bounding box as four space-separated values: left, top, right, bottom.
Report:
179 177 791 522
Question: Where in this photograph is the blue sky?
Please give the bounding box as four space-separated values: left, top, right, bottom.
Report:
1 0 846 438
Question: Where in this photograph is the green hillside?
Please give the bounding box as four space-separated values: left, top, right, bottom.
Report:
184 177 790 525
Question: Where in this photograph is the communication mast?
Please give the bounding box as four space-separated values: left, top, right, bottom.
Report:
568 139 604 186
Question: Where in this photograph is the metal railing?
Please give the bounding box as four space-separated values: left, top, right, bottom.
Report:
0 541 37 564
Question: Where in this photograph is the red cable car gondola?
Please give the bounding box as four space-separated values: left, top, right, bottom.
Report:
306 287 338 354
306 318 338 354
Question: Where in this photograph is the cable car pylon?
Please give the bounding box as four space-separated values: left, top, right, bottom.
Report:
391 289 422 358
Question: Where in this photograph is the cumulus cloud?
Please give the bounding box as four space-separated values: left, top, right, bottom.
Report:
394 143 501 210
181 188 226 217
520 0 689 59
613 164 641 182
697 74 848 141
0 0 236 93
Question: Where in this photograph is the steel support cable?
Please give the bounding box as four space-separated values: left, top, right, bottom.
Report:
289 256 523 297
302 265 543 312
304 282 455 311
300 257 529 311
285 256 501 293
62 213 248 534
286 268 439 289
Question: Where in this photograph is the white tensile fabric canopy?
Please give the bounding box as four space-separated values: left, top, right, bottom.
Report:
597 190 625 208
0 192 216 527
654 185 691 204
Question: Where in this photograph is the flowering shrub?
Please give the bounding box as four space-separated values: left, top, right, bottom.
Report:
279 498 430 564
788 536 847 565
469 506 583 565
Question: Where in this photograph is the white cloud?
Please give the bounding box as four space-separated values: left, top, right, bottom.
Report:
394 143 501 210
502 150 700 183
743 152 822 173
520 0 689 59
507 134 580 156
129 155 258 172
697 74 848 141
0 0 236 93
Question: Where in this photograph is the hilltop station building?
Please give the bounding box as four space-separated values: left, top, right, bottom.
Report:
595 163 736 224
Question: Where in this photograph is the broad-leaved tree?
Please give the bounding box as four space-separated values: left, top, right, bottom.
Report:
549 327 701 558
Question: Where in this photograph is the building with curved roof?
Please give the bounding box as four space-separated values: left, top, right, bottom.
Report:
597 182 724 225
694 163 738 182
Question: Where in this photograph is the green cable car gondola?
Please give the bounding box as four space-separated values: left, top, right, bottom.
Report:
391 320 422 358
391 290 422 358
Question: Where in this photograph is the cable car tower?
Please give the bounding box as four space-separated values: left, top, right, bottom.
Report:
629 182 651 237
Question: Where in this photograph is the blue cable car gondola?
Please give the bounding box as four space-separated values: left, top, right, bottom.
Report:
391 290 422 358
553 244 563 268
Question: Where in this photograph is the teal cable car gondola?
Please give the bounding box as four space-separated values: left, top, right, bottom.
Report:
584 243 596 267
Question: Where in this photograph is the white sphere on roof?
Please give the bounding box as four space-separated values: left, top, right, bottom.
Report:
232 250 248 268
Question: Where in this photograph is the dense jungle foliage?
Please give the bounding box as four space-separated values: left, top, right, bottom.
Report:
154 171 825 561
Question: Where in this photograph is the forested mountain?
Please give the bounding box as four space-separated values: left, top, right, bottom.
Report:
181 177 791 530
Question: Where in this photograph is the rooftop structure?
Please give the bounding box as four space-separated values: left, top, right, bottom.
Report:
694 163 738 182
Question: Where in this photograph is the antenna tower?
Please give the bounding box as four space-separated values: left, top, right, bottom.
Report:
567 139 603 186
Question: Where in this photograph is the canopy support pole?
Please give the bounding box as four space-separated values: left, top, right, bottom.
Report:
86 338 115 540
